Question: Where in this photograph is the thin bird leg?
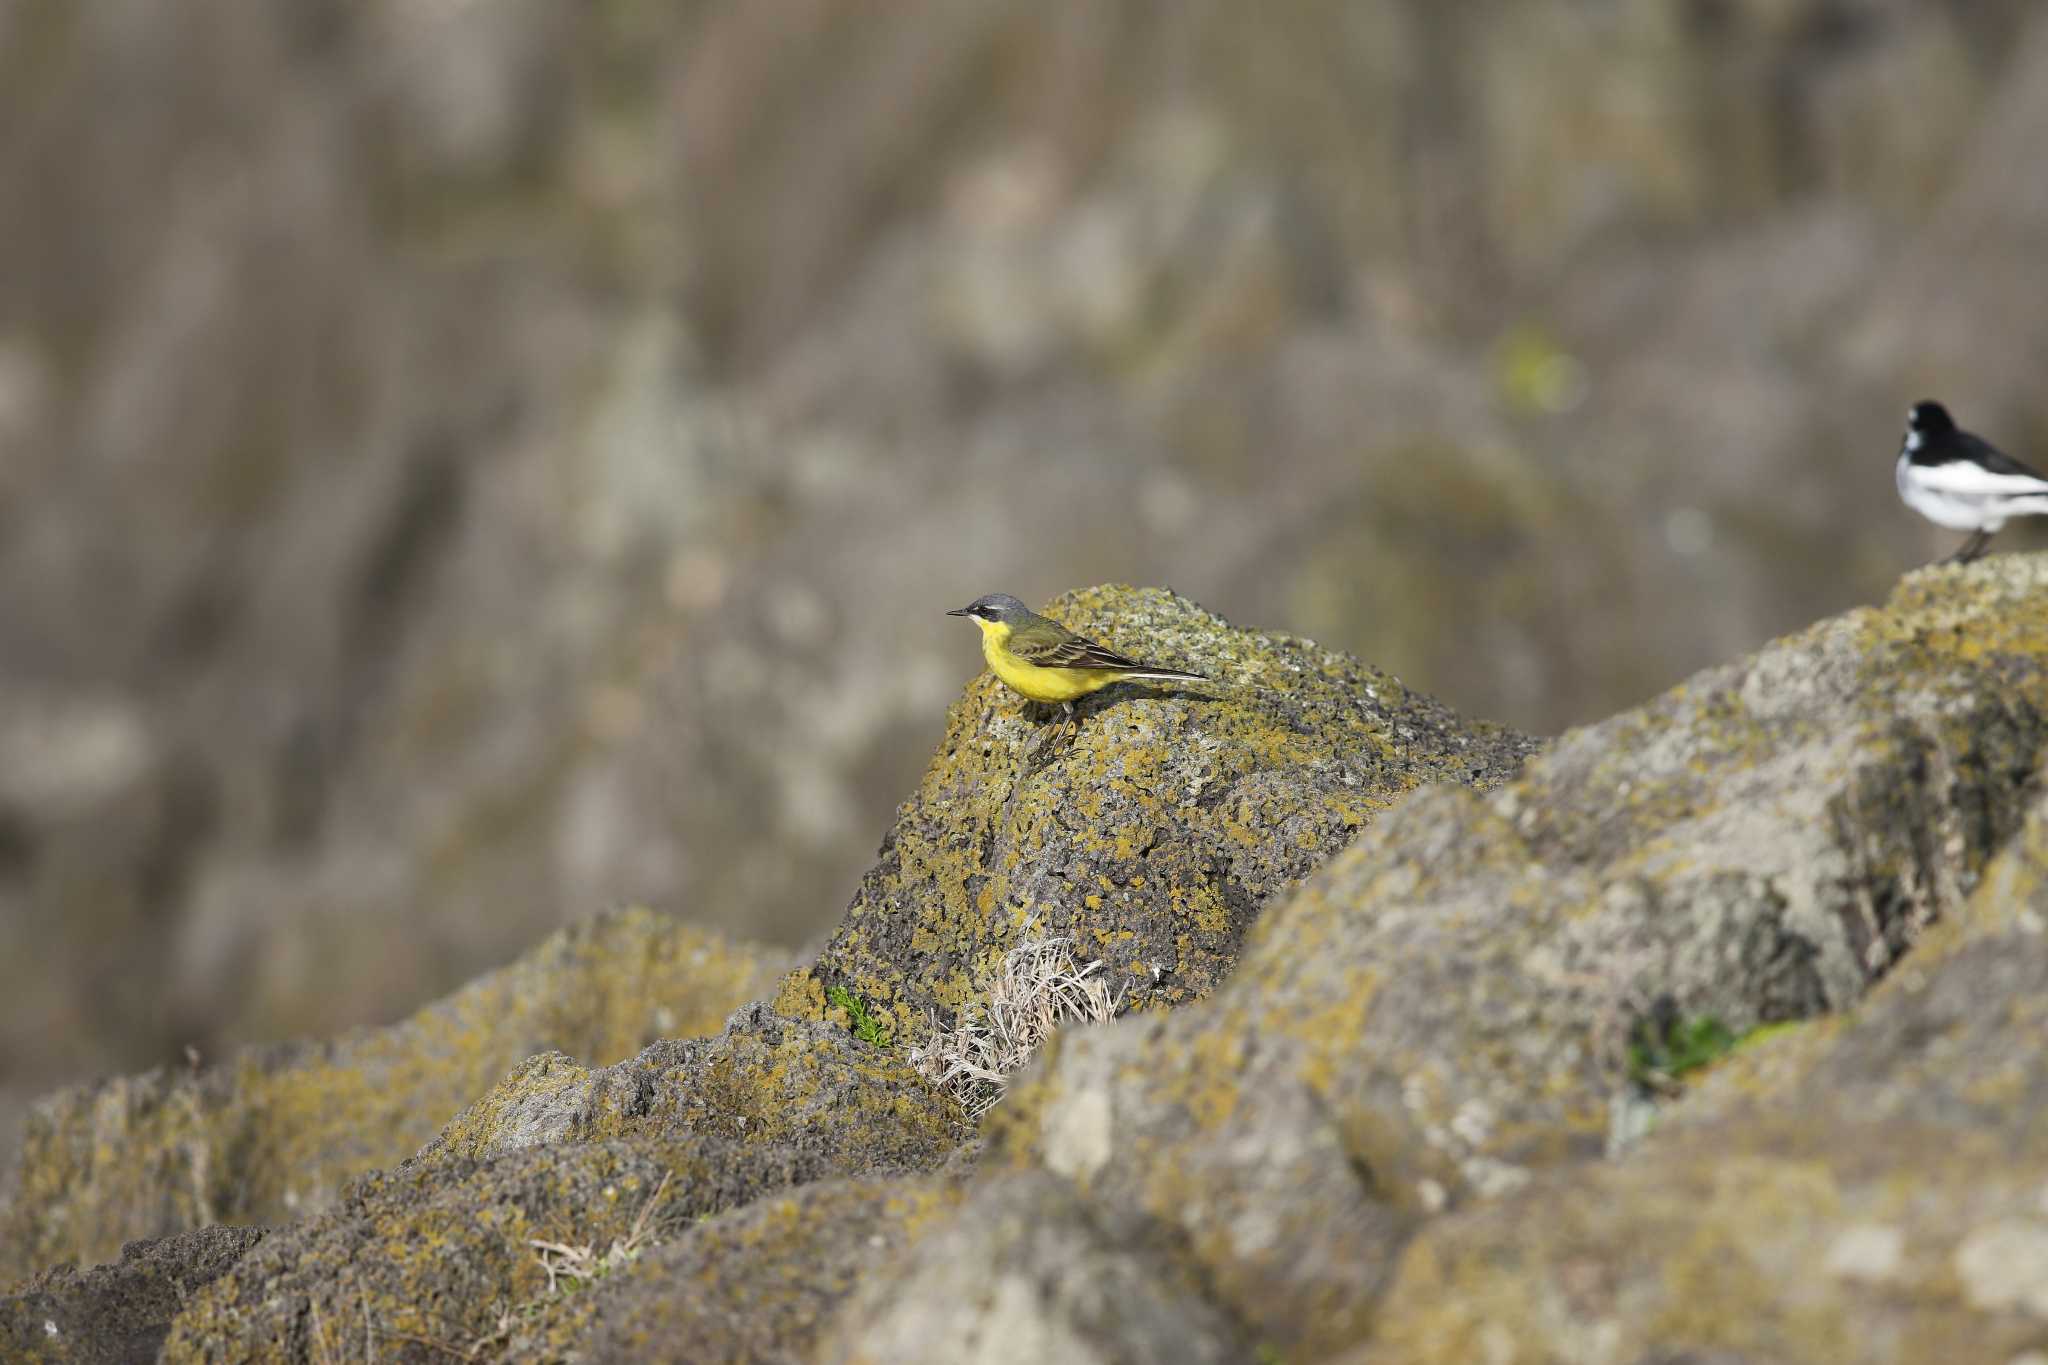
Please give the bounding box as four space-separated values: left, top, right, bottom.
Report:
1947 529 1993 565
1061 701 1077 743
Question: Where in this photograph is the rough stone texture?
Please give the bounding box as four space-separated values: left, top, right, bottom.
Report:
775 584 1537 1039
21 565 2048 1362
1358 781 2048 1364
13 0 2048 1175
555 1176 964 1364
0 908 784 1286
412 1005 967 1176
154 1006 963 1361
1 1224 267 1365
821 1171 1252 1365
837 559 2048 1359
159 1138 827 1363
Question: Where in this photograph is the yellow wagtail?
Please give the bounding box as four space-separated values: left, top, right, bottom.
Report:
946 593 1210 739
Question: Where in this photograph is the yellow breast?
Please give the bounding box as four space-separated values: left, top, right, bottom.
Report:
976 621 1121 703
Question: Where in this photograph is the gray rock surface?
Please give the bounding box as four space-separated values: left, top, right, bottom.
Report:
0 907 783 1285
774 583 1536 1036
12 565 2048 1362
1 1225 267 1365
1359 779 2048 1363
9 4 2048 1136
828 558 2048 1359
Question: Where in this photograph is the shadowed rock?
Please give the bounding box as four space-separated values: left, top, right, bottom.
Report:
156 1007 963 1361
527 1176 966 1363
0 908 785 1285
1 1225 267 1365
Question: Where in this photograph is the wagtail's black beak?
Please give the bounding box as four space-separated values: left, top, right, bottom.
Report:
946 606 972 617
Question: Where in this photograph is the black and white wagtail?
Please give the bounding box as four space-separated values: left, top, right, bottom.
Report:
1896 400 2048 564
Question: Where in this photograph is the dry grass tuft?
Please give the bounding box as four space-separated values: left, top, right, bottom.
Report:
910 937 1122 1118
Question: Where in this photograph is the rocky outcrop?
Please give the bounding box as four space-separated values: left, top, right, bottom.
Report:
1358 780 2048 1364
14 2 2048 1139
0 908 784 1284
12 565 2048 1361
776 584 1537 1037
824 559 2048 1360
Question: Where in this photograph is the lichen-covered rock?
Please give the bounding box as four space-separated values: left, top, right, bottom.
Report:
775 584 1537 1041
156 1007 962 1361
0 908 784 1286
1358 780 2048 1364
413 1004 967 1174
837 559 2048 1358
159 1137 829 1363
534 1176 964 1363
821 1171 1252 1365
1 1224 267 1364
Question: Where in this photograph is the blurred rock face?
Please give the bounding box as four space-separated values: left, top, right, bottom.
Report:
1 1 2045 1115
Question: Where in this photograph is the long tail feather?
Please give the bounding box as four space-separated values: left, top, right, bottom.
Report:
1115 667 1212 685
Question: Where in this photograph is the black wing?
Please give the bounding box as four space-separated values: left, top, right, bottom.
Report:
1952 429 2048 481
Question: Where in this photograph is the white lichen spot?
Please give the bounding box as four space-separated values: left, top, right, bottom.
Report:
1415 1178 1448 1214
1955 1220 2048 1317
43 1321 59 1338
1824 1223 1905 1282
2018 908 2045 936
1450 1099 1495 1149
1461 1156 1532 1200
1043 1087 1114 1182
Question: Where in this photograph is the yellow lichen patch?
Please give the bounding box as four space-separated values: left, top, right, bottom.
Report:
3 908 789 1283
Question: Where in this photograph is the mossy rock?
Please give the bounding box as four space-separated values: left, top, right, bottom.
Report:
0 908 785 1285
776 584 1538 1044
159 1136 830 1363
1 1225 267 1364
411 1004 967 1175
526 1175 965 1363
155 1007 964 1361
836 559 2048 1358
821 1170 1253 1365
1362 783 2048 1364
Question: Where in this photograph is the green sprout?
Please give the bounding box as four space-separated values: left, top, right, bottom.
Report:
825 984 892 1047
1627 1010 1736 1090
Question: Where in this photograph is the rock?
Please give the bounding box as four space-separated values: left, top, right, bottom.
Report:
1 1225 266 1365
155 1007 963 1360
535 1176 964 1363
834 559 2048 1359
821 1171 1251 1365
0 908 784 1285
1360 777 2048 1363
22 563 2048 1363
411 1005 967 1175
775 584 1537 1040
159 1138 817 1363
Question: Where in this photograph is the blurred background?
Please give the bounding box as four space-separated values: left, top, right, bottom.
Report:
5 0 2048 1165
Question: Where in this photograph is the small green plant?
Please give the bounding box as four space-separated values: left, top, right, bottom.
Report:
826 983 892 1046
1627 1009 1736 1090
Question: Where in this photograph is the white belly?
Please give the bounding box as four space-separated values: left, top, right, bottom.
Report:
1895 453 2048 531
